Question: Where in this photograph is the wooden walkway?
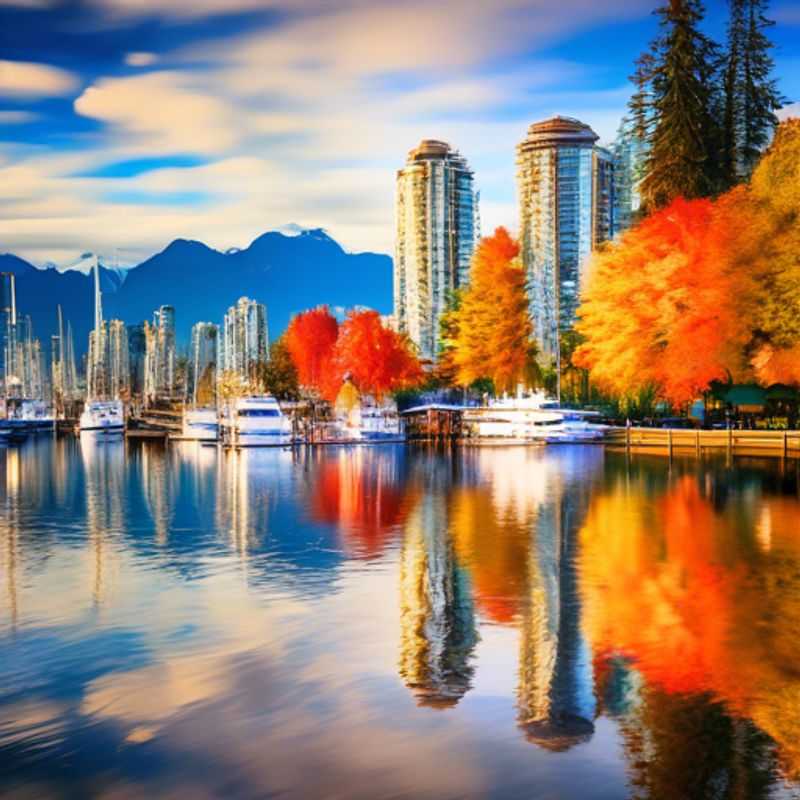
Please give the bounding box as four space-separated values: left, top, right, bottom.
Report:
606 427 800 458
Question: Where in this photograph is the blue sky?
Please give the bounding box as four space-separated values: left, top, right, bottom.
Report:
0 0 797 265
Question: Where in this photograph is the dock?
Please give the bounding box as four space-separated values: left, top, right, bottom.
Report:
606 427 800 458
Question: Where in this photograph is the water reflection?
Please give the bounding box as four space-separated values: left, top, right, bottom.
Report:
1 442 800 798
399 458 478 708
81 434 125 606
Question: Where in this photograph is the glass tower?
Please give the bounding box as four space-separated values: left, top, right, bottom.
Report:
394 140 477 362
517 117 615 361
221 297 268 386
190 321 218 405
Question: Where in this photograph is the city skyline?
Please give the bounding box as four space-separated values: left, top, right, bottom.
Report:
0 0 797 266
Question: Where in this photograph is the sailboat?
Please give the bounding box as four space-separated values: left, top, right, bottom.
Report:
79 257 124 434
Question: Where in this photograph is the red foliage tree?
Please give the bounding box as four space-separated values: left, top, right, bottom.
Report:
285 306 341 401
333 310 423 399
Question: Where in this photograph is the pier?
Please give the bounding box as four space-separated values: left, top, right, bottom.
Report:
606 427 800 458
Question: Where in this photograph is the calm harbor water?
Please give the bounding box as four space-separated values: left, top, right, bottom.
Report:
2 437 800 799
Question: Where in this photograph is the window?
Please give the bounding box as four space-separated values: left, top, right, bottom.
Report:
238 409 280 417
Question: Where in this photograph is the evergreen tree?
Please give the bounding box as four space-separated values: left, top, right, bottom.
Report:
740 0 784 175
721 0 747 187
637 0 723 210
629 52 657 142
722 0 783 186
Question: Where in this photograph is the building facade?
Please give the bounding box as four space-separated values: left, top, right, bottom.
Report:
190 321 219 405
143 305 176 404
221 297 268 386
611 119 647 236
108 320 130 400
517 117 615 360
394 139 477 362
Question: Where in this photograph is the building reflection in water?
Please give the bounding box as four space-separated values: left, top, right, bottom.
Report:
398 456 478 708
215 447 296 557
80 433 126 607
139 441 174 546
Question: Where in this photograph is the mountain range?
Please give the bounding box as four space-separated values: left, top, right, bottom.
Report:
0 229 393 353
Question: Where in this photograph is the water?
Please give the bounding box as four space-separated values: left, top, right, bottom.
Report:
2 437 800 799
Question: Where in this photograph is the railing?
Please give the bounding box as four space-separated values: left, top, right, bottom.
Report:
606 427 800 457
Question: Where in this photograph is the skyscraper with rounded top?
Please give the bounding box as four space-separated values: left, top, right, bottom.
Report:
517 117 614 361
394 139 477 361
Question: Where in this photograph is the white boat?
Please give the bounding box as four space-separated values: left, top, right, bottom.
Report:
221 395 292 447
6 400 55 432
335 396 405 442
468 393 607 443
181 407 219 441
359 403 404 441
80 400 125 433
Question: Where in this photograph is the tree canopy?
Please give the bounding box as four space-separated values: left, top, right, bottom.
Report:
575 119 800 406
449 227 538 394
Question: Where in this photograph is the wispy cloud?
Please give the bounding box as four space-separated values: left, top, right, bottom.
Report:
1 0 660 264
0 59 80 97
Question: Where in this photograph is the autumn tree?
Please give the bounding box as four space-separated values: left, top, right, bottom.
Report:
195 364 216 407
450 227 537 394
285 306 340 401
575 119 800 405
747 119 800 384
333 310 423 399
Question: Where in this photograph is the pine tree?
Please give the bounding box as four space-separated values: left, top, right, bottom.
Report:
721 0 747 188
629 52 657 142
638 0 724 210
740 0 784 175
722 0 783 186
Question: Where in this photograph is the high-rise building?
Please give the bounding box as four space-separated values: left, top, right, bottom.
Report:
190 321 218 405
394 139 477 361
612 118 647 236
221 297 268 386
517 117 615 360
108 320 130 400
127 323 146 397
87 318 129 400
143 305 176 404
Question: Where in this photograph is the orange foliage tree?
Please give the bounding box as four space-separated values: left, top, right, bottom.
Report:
451 227 537 393
575 119 800 405
285 306 341 401
333 310 423 399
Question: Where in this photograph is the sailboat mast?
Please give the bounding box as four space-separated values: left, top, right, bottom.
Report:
94 255 102 331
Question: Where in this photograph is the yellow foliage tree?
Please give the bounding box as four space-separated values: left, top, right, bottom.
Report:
575 119 800 404
451 227 537 394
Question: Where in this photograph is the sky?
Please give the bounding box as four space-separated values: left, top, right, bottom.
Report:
0 0 798 267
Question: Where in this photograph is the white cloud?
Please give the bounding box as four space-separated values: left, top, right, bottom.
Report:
0 59 79 98
125 51 159 67
74 72 238 154
778 102 800 120
1 0 650 263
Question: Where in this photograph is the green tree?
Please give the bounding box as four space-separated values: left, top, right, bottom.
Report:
261 336 300 401
740 0 784 175
722 0 783 186
639 0 723 210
